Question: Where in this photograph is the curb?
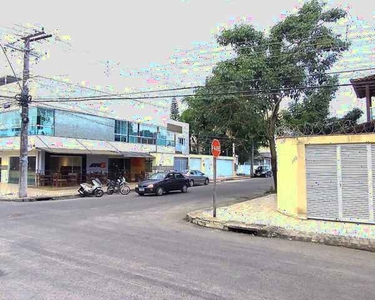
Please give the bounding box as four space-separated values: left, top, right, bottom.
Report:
0 188 137 202
186 212 375 252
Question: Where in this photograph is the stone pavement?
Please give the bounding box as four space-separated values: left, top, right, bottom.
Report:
187 194 375 252
0 182 139 201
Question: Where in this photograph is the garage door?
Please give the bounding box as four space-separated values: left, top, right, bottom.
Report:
189 158 201 171
217 159 233 177
306 144 374 224
174 157 188 172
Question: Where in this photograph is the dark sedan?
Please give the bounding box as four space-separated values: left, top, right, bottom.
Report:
254 166 272 178
135 172 190 196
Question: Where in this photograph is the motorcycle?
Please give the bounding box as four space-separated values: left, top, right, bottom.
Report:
78 178 104 197
107 176 131 195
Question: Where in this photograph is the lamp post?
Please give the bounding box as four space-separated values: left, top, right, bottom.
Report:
155 127 160 153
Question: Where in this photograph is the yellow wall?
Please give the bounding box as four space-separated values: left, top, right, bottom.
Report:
277 133 375 218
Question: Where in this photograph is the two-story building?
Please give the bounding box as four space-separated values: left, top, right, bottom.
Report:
0 103 189 185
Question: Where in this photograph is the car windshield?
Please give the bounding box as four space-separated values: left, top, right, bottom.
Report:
149 173 166 180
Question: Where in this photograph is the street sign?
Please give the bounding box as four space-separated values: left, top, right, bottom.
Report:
211 139 221 157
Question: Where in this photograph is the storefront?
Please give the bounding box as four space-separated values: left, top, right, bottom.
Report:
8 156 37 185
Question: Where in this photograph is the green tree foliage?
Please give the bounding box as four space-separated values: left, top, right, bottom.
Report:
184 0 349 190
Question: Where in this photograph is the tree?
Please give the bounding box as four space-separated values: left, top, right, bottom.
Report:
170 97 179 120
185 0 349 190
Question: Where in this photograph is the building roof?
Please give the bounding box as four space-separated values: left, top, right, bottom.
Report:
350 74 375 99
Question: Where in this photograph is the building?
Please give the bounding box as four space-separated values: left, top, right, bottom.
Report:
350 74 375 122
0 103 189 185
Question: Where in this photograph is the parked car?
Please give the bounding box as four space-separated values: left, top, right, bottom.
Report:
182 170 209 187
254 166 272 178
135 171 189 196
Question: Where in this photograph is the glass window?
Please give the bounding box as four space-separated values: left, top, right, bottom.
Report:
36 108 54 136
166 173 175 179
139 124 156 145
0 108 54 137
128 122 139 143
176 174 185 179
157 127 167 146
115 120 128 142
149 173 165 180
9 156 36 185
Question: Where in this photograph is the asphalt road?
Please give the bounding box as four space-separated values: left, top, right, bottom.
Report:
0 178 374 300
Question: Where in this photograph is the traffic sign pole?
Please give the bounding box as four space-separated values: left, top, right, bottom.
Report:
211 139 221 218
213 156 217 218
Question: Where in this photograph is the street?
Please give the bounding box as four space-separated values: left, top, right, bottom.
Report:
0 179 374 300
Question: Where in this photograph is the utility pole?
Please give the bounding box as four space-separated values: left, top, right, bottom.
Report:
232 143 236 177
17 31 51 198
250 139 255 178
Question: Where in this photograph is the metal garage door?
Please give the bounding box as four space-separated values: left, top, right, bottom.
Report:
306 144 374 224
189 158 201 171
217 159 233 177
174 157 188 172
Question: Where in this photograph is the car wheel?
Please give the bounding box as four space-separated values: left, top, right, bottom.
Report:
95 189 104 197
189 179 194 187
156 186 164 196
204 178 209 185
181 184 188 193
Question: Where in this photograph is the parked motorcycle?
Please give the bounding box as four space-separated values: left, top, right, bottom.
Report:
78 178 104 197
107 176 131 195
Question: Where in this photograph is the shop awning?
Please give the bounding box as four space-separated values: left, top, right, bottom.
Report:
121 151 154 158
35 136 121 156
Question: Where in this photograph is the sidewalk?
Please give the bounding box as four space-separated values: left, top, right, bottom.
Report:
187 194 375 252
0 182 139 202
0 176 249 202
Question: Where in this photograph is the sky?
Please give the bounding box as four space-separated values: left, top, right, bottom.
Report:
0 0 374 121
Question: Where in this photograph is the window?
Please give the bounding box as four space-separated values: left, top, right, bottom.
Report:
139 124 157 145
178 137 185 145
166 173 175 179
9 156 36 185
115 120 128 142
175 173 185 179
190 171 195 175
157 127 168 146
36 108 54 135
128 122 139 143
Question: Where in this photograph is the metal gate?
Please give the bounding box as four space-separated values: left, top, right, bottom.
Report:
174 157 188 172
217 159 233 177
189 158 201 171
306 144 374 224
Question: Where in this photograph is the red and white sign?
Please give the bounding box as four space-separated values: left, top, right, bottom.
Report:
211 139 221 157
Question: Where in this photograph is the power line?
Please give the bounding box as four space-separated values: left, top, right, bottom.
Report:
32 66 375 102
32 81 375 104
0 43 22 91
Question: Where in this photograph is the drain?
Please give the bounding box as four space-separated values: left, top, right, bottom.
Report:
227 226 259 235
